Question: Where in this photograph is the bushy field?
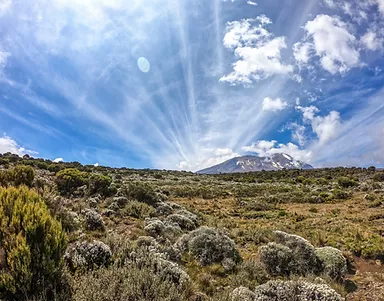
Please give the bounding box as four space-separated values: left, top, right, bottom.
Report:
0 152 383 301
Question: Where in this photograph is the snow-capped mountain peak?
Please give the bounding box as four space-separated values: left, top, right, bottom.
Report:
197 153 313 174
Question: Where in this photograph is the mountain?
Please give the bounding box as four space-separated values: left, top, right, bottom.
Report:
197 153 313 174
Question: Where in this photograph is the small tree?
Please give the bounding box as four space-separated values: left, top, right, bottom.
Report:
0 186 67 300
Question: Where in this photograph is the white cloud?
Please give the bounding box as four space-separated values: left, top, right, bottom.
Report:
242 140 313 162
262 97 288 112
178 148 239 171
296 105 319 120
0 50 10 69
311 110 341 144
214 148 234 156
361 31 382 51
94 162 99 167
247 1 257 6
242 139 276 154
0 135 35 156
297 106 341 145
293 42 312 65
377 0 384 15
0 0 12 14
323 0 336 8
53 157 64 163
297 14 360 74
221 16 293 85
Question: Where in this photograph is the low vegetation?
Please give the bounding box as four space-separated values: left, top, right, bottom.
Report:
0 152 383 300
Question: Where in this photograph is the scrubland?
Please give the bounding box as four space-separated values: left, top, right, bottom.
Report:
0 153 383 300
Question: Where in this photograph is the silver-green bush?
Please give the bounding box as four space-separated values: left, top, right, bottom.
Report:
253 280 344 301
64 240 112 271
176 226 241 267
315 247 347 280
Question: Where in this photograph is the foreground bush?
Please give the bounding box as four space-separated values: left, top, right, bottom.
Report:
71 263 193 301
0 186 67 300
251 280 344 301
177 226 241 268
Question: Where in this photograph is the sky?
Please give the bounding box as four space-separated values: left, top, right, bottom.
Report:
0 0 384 171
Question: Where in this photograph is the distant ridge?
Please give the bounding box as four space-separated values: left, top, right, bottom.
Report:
197 153 313 174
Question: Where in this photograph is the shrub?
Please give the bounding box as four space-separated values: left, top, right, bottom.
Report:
71 263 192 301
0 186 67 300
64 240 112 271
144 218 182 241
165 214 196 231
272 231 323 275
0 170 10 186
373 172 384 182
47 163 63 173
153 202 173 217
123 200 155 218
337 177 358 188
332 189 350 200
177 226 241 267
253 280 344 301
123 183 159 206
145 218 166 237
10 165 35 186
56 168 88 195
315 247 347 280
232 260 269 289
89 173 113 196
113 196 129 208
175 209 199 226
231 286 255 301
83 209 105 231
259 242 294 276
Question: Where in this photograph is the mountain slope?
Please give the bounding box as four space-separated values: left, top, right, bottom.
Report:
197 153 313 174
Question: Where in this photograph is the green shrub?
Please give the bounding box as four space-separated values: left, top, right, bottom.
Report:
89 173 113 196
47 163 63 173
0 186 67 300
332 189 350 200
10 165 35 187
56 168 88 195
123 183 159 206
373 172 384 182
337 177 358 188
0 170 10 186
36 161 49 170
123 200 155 218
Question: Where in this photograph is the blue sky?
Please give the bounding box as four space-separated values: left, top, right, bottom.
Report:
0 0 384 171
